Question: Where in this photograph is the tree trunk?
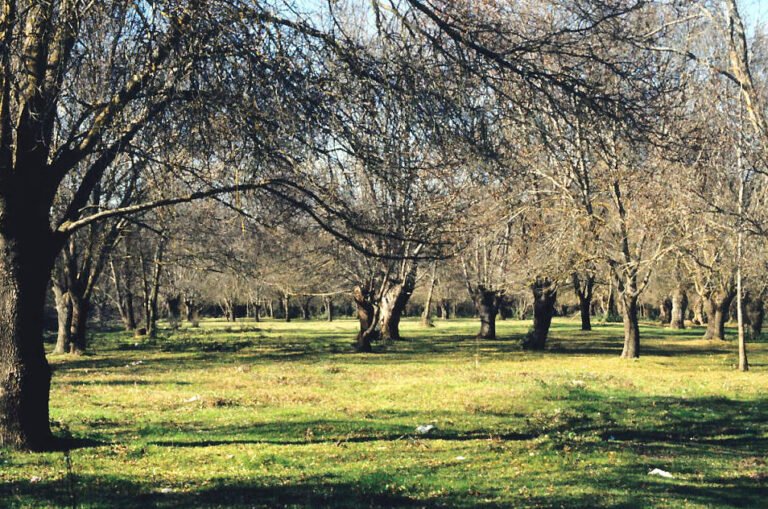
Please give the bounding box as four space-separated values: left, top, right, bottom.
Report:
380 265 417 342
420 263 437 327
110 256 136 332
659 297 672 324
0 225 57 450
669 287 688 329
52 284 72 355
573 272 593 331
166 294 181 329
523 278 557 350
704 289 735 341
473 288 500 339
324 296 333 322
621 294 640 359
282 295 291 323
68 292 89 354
124 292 137 330
602 279 620 322
184 298 200 327
439 300 449 320
746 296 764 339
691 294 705 325
353 286 377 352
300 297 312 320
253 304 262 323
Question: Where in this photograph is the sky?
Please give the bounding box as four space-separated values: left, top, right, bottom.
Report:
742 0 767 26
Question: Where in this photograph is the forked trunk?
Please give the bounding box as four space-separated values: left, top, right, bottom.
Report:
621 294 640 359
669 287 688 329
523 279 557 350
704 290 735 341
0 227 57 450
380 266 417 342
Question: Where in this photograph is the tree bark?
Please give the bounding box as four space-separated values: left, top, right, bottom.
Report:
669 287 688 329
420 263 437 327
572 272 594 331
692 294 706 325
439 300 450 320
621 294 640 359
746 296 764 339
379 264 417 342
282 294 291 323
704 289 735 341
353 286 377 352
0 223 57 450
523 278 557 350
473 288 500 339
602 278 620 322
52 284 72 355
300 297 312 320
659 297 672 324
324 296 333 322
68 292 89 354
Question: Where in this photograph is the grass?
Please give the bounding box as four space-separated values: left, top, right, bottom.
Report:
1 317 767 508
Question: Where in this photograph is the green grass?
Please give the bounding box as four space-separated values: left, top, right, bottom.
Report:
2 318 767 508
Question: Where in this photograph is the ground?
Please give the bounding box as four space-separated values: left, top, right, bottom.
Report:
1 318 766 508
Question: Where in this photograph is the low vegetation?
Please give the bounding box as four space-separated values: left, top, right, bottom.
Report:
2 318 766 508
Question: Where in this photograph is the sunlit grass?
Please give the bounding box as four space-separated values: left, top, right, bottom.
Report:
1 318 766 507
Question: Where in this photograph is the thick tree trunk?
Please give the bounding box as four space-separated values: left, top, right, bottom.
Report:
353 286 377 352
522 278 557 350
253 304 262 323
324 296 333 322
704 290 735 341
380 265 417 342
0 226 57 450
473 288 500 339
669 287 688 329
52 284 72 355
621 294 640 359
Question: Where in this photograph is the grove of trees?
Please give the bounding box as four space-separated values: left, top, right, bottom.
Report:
1 0 767 452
